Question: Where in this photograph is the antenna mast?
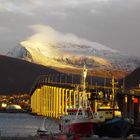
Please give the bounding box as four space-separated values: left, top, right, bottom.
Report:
82 64 87 107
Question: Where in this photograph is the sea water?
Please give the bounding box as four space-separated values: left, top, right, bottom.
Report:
0 113 59 137
0 113 130 140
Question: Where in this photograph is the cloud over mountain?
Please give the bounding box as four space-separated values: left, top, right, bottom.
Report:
7 25 140 79
0 0 140 57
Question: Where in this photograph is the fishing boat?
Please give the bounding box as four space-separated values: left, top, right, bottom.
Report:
95 117 132 138
59 65 105 136
93 103 132 137
94 77 132 138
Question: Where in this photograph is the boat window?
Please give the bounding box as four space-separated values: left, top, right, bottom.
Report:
106 112 108 114
69 112 76 115
78 112 82 115
65 119 69 123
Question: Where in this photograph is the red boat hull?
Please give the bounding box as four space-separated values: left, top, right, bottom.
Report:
70 122 94 135
61 120 94 136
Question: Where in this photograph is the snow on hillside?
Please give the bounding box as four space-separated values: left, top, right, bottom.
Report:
7 25 140 77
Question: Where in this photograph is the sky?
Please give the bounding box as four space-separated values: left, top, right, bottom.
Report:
0 0 140 57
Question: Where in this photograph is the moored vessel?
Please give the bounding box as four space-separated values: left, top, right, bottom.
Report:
95 117 132 137
93 76 132 138
59 65 105 136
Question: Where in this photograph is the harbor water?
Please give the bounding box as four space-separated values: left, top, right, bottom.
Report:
0 113 135 140
0 113 59 138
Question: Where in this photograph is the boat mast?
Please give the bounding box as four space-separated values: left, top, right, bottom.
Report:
112 76 115 106
83 64 87 92
111 75 118 118
82 64 87 107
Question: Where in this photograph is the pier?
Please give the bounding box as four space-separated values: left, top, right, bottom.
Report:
31 85 88 118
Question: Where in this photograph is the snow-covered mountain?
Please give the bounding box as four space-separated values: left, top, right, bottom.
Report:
7 25 140 78
7 40 140 79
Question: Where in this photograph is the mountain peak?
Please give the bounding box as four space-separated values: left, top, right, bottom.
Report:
7 40 140 79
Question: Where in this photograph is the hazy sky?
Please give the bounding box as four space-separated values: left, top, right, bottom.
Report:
0 0 140 57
